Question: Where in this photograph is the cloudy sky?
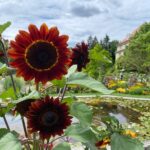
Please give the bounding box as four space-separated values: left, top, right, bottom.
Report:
0 0 150 46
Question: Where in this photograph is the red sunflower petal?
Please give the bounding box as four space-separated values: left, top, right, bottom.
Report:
40 23 49 40
7 49 24 59
47 27 59 41
19 30 32 43
28 24 40 40
10 41 25 52
55 35 69 47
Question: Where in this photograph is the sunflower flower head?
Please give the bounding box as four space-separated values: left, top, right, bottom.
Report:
26 96 72 139
8 23 72 84
71 41 89 71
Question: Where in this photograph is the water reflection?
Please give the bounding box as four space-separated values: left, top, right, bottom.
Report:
93 102 141 126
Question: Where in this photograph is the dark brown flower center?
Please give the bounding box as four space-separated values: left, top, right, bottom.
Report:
41 111 59 127
26 41 58 71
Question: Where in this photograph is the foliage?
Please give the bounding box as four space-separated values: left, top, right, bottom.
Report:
0 22 11 34
85 43 112 80
116 22 150 74
100 35 119 65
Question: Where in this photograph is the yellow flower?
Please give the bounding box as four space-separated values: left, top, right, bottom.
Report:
116 88 126 93
124 130 137 138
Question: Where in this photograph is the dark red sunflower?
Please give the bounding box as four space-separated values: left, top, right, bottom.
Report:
71 41 89 71
26 96 72 139
8 23 72 84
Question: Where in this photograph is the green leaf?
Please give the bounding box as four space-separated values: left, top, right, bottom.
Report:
0 103 14 116
0 87 17 100
111 133 144 150
0 21 11 34
70 102 92 127
53 142 71 150
65 124 98 150
0 128 9 139
67 72 113 94
65 65 77 78
52 77 66 88
62 97 74 106
0 64 7 74
0 65 15 75
0 132 21 150
13 90 40 104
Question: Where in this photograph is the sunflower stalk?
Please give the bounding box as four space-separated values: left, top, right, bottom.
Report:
33 133 39 150
3 115 10 131
45 138 50 150
60 84 68 101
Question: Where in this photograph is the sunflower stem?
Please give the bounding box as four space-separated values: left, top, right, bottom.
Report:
33 133 38 150
3 115 10 131
60 84 67 101
21 116 28 137
36 83 39 91
45 138 50 150
50 135 65 143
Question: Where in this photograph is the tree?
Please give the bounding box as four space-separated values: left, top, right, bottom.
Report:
117 22 150 74
87 35 98 49
85 43 112 80
100 35 118 65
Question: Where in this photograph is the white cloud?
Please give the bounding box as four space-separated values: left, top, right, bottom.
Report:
0 0 150 46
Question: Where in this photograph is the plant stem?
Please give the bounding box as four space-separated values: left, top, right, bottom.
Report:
33 133 39 150
45 138 50 150
60 84 67 101
3 115 10 131
21 116 28 138
50 135 65 143
36 83 39 91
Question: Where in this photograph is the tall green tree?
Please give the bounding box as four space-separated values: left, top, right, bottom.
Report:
100 35 118 64
87 35 98 49
85 43 112 80
117 22 150 74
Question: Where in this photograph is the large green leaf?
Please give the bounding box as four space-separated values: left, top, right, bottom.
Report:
0 132 21 150
0 22 11 34
67 72 113 94
13 90 40 104
111 133 144 150
70 102 92 127
65 124 98 150
0 128 9 139
53 142 71 150
65 65 77 78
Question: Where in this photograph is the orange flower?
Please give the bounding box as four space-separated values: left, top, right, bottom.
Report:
124 130 137 138
8 23 72 84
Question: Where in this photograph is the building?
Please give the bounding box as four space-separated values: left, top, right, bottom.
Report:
116 27 140 60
